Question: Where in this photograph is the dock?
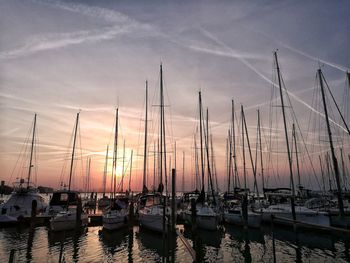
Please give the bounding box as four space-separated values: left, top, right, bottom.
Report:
272 216 350 237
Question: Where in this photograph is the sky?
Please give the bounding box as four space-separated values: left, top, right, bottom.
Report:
1 0 349 192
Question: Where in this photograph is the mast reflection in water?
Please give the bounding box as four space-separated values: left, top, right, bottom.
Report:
0 224 349 262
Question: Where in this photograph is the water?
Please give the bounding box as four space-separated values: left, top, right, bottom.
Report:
1 224 349 262
1 193 349 262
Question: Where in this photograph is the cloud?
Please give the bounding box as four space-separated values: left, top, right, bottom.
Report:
0 26 132 60
53 103 113 113
0 0 158 60
34 0 140 25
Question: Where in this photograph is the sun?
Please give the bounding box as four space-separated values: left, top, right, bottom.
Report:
115 165 123 178
106 161 124 178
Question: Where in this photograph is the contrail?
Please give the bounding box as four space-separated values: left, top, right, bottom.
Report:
0 25 133 60
34 0 138 25
251 28 349 72
1 0 157 60
280 43 348 72
197 27 348 133
0 26 129 60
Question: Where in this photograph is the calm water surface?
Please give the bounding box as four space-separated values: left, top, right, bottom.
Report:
0 224 349 262
1 193 349 262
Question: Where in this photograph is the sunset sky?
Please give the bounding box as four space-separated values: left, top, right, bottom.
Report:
1 0 349 192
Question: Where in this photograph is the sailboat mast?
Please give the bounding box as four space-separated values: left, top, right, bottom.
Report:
87 157 91 193
205 108 215 203
242 106 260 199
68 112 79 191
199 91 205 196
154 142 156 190
241 105 247 190
292 123 301 189
129 150 133 192
27 113 37 188
210 134 218 193
257 109 265 192
319 155 326 194
158 64 167 193
232 100 238 189
274 51 296 221
318 69 344 216
226 137 229 192
103 145 109 196
194 134 199 190
228 129 232 192
340 148 346 190
240 105 250 227
112 108 119 199
182 151 185 192
326 152 332 191
143 81 148 193
121 140 125 192
159 64 164 193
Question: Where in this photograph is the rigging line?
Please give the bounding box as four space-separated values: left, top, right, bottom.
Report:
78 114 84 191
198 27 347 134
34 121 39 186
58 117 75 188
282 74 321 190
322 72 350 135
8 119 33 183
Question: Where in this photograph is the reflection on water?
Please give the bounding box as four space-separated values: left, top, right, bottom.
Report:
0 223 349 262
183 225 224 262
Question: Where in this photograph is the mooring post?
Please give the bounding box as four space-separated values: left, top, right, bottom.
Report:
8 249 15 263
271 215 276 263
171 169 176 233
129 193 134 226
191 198 196 231
31 200 37 228
242 194 248 229
76 198 82 226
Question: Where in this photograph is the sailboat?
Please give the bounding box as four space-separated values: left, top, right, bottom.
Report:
83 157 97 208
98 145 111 208
49 113 88 231
0 114 47 225
138 67 169 233
184 92 219 231
261 52 330 227
224 105 262 228
102 108 129 231
316 69 350 228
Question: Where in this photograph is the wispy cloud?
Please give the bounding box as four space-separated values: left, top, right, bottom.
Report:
0 0 157 60
0 92 39 105
34 0 141 25
53 103 114 113
0 26 131 60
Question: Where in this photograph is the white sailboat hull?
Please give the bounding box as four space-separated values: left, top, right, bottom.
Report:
262 205 330 227
102 210 128 230
224 211 262 228
139 204 168 233
0 191 47 224
196 214 219 230
184 204 219 230
139 213 166 233
50 211 88 231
